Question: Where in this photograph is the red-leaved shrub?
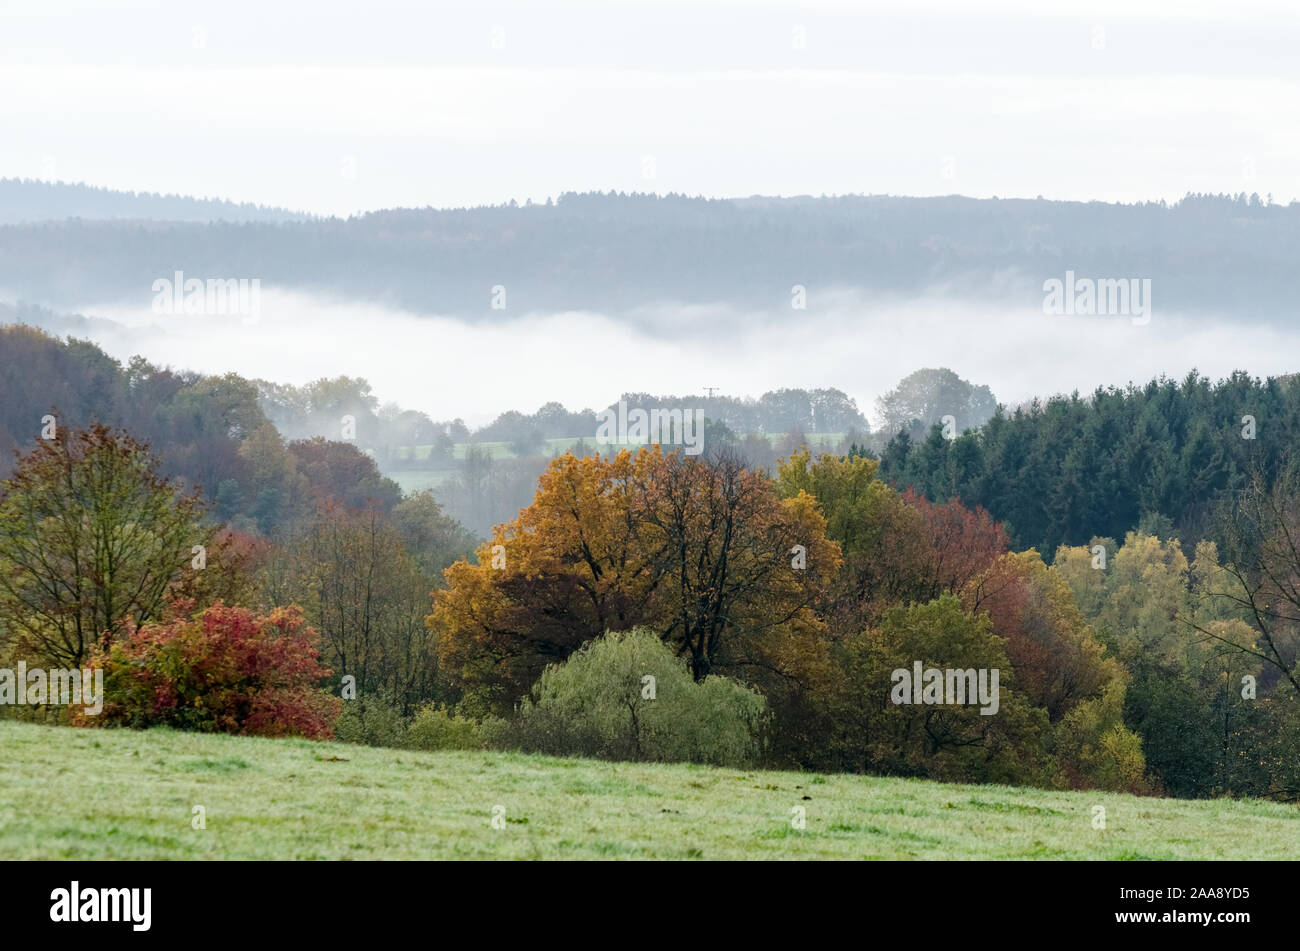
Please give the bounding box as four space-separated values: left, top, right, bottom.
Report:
82 600 341 739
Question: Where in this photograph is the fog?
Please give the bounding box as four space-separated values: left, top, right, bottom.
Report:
72 288 1300 428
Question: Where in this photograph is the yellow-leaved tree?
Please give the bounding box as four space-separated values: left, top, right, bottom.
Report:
427 448 841 717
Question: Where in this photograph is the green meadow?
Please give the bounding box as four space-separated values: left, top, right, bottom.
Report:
386 433 849 496
389 432 850 464
1 721 1296 860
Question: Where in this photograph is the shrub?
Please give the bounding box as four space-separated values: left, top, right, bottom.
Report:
511 628 768 767
332 693 410 748
406 703 495 751
83 600 341 739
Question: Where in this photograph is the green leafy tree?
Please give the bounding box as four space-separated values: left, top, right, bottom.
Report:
874 367 997 439
0 423 212 666
511 628 768 767
830 595 1053 785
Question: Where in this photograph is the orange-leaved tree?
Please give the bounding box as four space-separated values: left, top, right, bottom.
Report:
428 448 840 714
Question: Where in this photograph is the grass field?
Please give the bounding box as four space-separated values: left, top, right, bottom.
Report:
387 433 849 496
2 720 1296 860
391 432 850 464
389 469 457 495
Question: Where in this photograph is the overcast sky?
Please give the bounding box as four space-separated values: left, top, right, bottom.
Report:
3 0 1298 216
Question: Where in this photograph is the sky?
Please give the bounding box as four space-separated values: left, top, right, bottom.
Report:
2 0 1298 216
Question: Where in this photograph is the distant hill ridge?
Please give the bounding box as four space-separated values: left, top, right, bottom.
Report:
0 178 311 225
1 187 1295 320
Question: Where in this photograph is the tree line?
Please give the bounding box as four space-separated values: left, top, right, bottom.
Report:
3 416 1296 800
875 369 1300 556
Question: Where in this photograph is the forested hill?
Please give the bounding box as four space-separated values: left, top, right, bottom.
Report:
2 190 1295 319
0 178 309 225
0 323 403 538
876 371 1300 556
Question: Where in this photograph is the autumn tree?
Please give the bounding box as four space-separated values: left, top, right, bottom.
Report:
0 423 211 666
288 436 402 512
774 450 1006 636
273 502 441 715
428 448 840 714
634 451 840 682
964 551 1111 719
1053 530 1282 798
1204 464 1300 696
185 527 271 609
829 595 1053 785
773 448 1139 784
965 550 1145 791
776 450 925 636
430 451 663 712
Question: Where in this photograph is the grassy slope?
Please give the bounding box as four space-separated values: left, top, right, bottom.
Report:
388 433 850 496
392 432 850 464
387 434 852 496
1 721 1296 860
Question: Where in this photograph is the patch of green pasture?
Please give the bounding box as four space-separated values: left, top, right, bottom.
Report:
2 722 1294 860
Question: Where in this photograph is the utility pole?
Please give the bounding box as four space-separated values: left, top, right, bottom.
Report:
703 387 720 399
